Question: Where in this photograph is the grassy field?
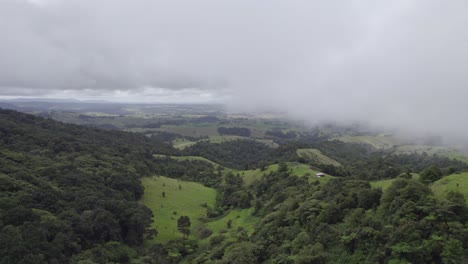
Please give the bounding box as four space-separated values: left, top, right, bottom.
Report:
172 138 197 150
432 172 468 204
296 148 341 166
172 136 279 150
141 176 260 244
334 135 401 149
370 178 397 190
142 158 335 244
141 176 217 243
370 173 420 191
154 154 223 168
154 154 332 186
204 208 259 241
239 162 332 185
394 145 468 164
154 124 220 138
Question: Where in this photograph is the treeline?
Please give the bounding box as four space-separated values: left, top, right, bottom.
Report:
0 109 173 263
152 157 222 188
217 126 251 137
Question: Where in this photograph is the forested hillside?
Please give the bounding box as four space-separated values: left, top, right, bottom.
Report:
189 167 468 263
0 109 174 263
2 108 468 263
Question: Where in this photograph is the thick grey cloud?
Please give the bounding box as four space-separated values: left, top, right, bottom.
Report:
1 0 468 141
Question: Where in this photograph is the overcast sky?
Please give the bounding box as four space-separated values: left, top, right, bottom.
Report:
1 0 468 140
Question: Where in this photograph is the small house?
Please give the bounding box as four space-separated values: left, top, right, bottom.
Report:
316 172 325 178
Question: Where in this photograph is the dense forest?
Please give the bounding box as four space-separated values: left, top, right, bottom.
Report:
0 109 175 263
180 166 468 263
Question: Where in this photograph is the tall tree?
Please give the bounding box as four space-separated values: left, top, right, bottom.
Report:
177 216 191 238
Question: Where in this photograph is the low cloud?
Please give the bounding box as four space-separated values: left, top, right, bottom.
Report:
1 0 468 141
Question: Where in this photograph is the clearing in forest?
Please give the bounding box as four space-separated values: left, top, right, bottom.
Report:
141 176 216 242
296 148 341 166
432 172 468 204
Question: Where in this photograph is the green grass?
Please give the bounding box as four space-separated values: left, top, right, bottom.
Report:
172 138 197 150
394 145 468 164
154 154 224 169
334 135 401 149
238 162 332 185
141 176 217 243
370 178 396 190
432 172 468 204
154 154 332 186
172 135 278 150
370 173 420 191
154 124 220 137
297 148 341 166
204 208 259 241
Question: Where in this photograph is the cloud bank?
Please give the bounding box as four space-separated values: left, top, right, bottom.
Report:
1 0 468 140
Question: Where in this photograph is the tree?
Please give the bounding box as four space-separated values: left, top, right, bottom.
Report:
419 166 442 184
177 216 191 238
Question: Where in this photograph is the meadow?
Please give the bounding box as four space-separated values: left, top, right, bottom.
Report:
141 176 217 242
296 148 341 166
432 172 468 204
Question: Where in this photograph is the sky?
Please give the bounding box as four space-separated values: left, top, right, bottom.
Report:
1 0 468 141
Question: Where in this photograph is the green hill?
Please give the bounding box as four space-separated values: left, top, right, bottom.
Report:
141 176 217 242
333 135 401 149
297 148 341 166
0 109 168 263
432 172 468 204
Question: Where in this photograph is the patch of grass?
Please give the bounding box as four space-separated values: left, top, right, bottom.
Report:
154 124 220 137
370 173 420 191
141 176 217 243
238 162 331 185
432 172 468 204
370 178 396 190
394 145 468 164
154 154 224 169
153 154 332 186
172 138 196 150
173 135 278 149
334 135 401 149
297 148 341 166
204 208 259 241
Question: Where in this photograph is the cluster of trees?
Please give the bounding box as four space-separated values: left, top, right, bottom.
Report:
0 109 173 263
152 157 222 188
265 129 297 139
182 140 286 170
217 127 251 137
188 165 468 263
217 172 252 210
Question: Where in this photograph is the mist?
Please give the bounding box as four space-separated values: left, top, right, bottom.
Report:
1 0 468 142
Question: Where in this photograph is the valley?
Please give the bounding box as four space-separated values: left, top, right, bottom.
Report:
1 102 468 263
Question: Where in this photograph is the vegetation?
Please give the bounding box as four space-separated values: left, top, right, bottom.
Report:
140 176 216 242
0 109 174 263
217 126 251 137
3 105 468 263
432 172 468 204
182 140 296 170
297 148 341 166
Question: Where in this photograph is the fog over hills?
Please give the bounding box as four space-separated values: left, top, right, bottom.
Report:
1 0 468 143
